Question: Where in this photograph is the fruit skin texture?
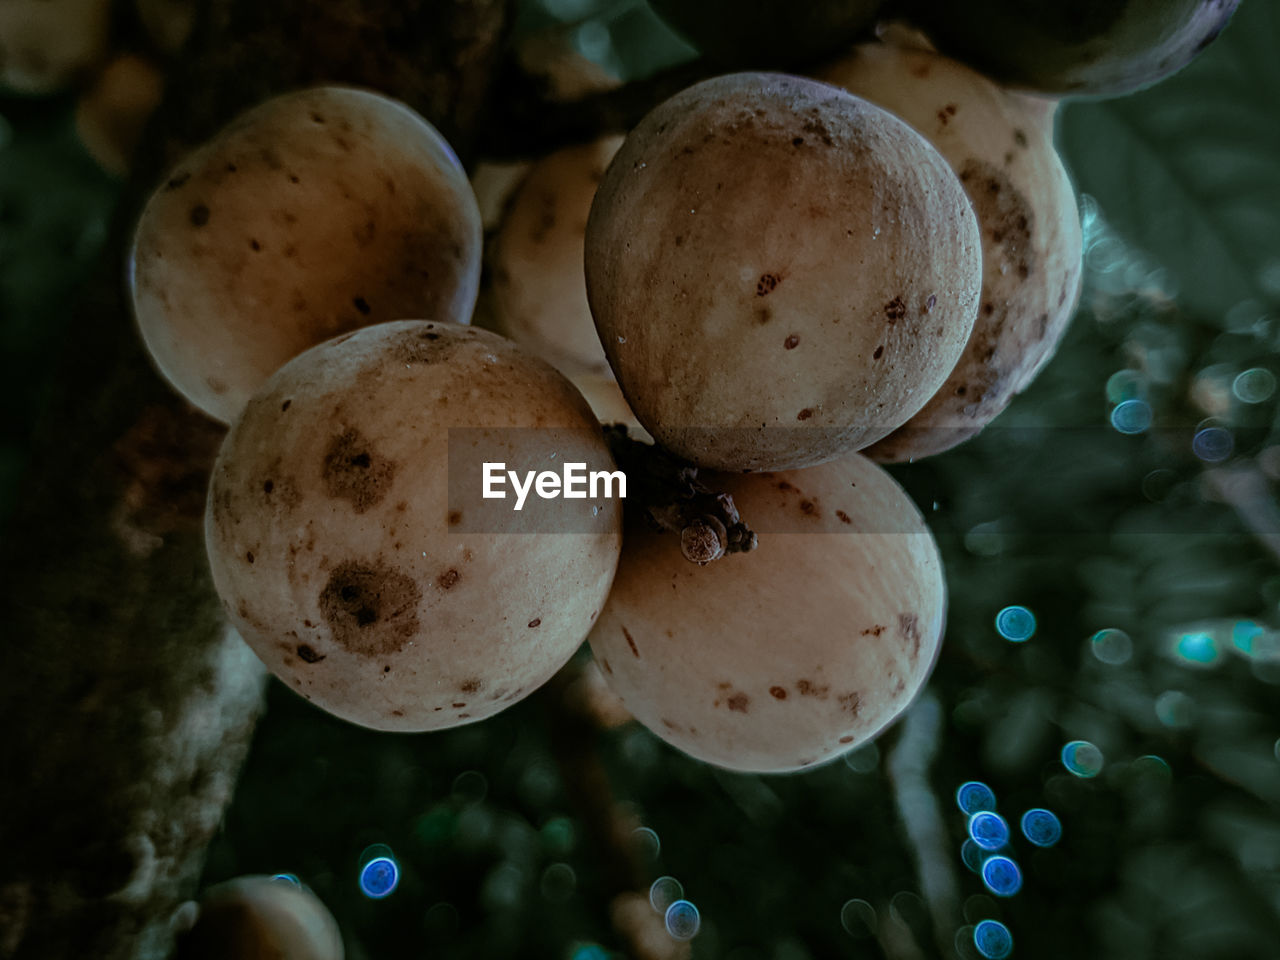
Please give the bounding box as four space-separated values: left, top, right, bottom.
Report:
131 86 482 424
174 876 342 960
902 0 1240 96
649 0 884 68
206 321 622 733
491 135 624 380
589 454 945 773
822 42 1083 462
585 73 982 473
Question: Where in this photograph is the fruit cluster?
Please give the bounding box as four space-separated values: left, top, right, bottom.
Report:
122 1 1237 775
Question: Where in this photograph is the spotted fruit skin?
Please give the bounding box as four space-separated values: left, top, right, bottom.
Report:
131 86 482 423
205 321 621 732
902 0 1240 96
491 135 623 379
589 454 945 773
585 72 982 472
823 42 1083 462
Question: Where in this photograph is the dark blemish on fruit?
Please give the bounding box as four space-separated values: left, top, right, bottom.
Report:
956 385 967 396
288 174 300 184
674 234 685 247
884 296 906 322
784 334 799 350
311 112 325 123
394 501 407 513
1014 129 1028 148
383 665 391 673
727 693 750 713
769 686 787 700
459 678 481 693
249 238 262 252
448 510 462 526
839 692 861 716
353 296 371 315
756 273 779 296
323 428 394 513
797 680 830 699
263 480 274 494
245 551 255 564
862 625 884 636
937 103 958 125
600 659 612 675
451 702 467 709
894 677 906 694
926 294 937 312
661 718 678 730
836 510 851 525
391 709 403 717
800 500 816 515
756 305 773 324
528 618 541 628
983 302 995 316
393 326 454 364
623 626 639 658
900 612 922 660
873 345 884 360
206 376 227 394
319 561 421 656
792 136 805 147
1037 313 1049 337
797 408 813 421
438 569 460 590
296 644 325 663
777 480 793 491
166 172 190 190
189 204 210 227
839 735 854 744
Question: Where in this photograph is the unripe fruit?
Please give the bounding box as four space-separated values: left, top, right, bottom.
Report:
174 876 342 960
902 0 1240 96
206 321 622 732
491 135 623 380
589 454 945 773
130 86 482 423
585 72 982 472
822 40 1083 462
0 0 110 94
649 0 884 69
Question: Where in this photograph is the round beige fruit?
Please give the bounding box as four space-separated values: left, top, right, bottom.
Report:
206 321 622 732
491 135 623 379
589 453 945 773
0 0 110 94
585 72 982 472
131 86 482 423
174 877 342 960
823 41 1083 462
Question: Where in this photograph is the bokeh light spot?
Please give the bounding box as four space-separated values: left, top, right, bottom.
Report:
974 919 1014 959
1192 426 1234 462
1061 740 1104 778
270 873 300 887
649 876 684 914
1155 690 1195 729
1105 370 1145 403
956 781 997 815
840 898 877 938
1091 628 1132 665
961 838 986 874
995 606 1036 642
1233 368 1275 404
1175 631 1219 665
631 827 660 860
665 900 701 940
1110 399 1152 434
359 856 399 899
981 856 1022 897
968 812 1009 851
1020 808 1062 847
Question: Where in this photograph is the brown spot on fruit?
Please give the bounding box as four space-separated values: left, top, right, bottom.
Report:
839 692 861 715
437 569 460 590
960 159 1036 285
797 408 813 421
777 480 793 491
799 500 816 515
623 626 640 658
769 686 787 700
600 658 612 675
459 678 481 693
448 510 462 526
873 345 884 360
839 735 854 744
899 612 921 660
836 510 851 524
727 692 750 713
862 624 884 636
189 204 210 226
319 561 421 656
528 618 542 628
756 273 779 296
296 644 324 663
1014 129 1028 148
796 679 829 699
883 297 907 322
322 429 394 513
784 334 799 350
353 296 371 315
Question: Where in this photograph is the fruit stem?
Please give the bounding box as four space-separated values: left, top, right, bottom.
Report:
603 425 758 565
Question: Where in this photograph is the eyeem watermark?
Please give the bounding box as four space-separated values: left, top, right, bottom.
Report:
482 462 626 511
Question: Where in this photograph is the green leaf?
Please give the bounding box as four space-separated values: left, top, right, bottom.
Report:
1058 0 1280 323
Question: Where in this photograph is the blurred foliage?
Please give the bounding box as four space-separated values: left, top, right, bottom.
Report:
2 0 1279 958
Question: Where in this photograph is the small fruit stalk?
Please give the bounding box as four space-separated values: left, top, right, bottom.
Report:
822 36 1083 462
205 321 622 732
585 72 983 472
129 86 483 424
589 453 945 773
